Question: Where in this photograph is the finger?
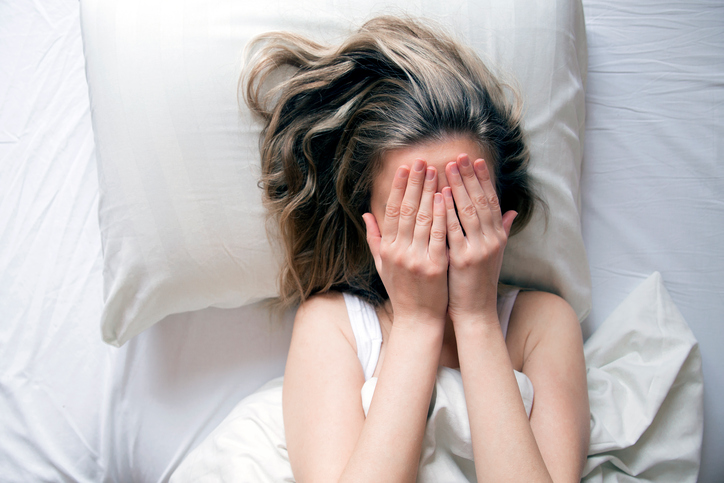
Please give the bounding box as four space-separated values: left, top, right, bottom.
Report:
381 165 409 244
397 159 427 242
473 159 503 232
362 213 382 269
412 166 437 251
458 155 495 233
443 187 466 253
429 192 447 263
445 160 482 243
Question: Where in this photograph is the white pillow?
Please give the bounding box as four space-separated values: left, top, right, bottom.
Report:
81 0 591 346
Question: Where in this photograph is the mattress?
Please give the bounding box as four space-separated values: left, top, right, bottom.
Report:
0 0 721 481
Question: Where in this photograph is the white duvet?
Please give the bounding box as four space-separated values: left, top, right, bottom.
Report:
171 273 703 482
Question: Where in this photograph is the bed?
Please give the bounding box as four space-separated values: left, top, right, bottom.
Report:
1 0 721 481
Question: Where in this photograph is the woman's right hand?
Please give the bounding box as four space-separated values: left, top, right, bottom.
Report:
362 159 448 326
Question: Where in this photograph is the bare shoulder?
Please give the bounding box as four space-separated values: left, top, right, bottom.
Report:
293 291 356 353
511 291 578 327
284 292 368 480
296 291 347 321
505 291 582 371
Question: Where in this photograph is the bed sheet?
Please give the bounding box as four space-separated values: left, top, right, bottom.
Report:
0 2 293 481
0 0 722 482
0 0 107 480
579 1 724 481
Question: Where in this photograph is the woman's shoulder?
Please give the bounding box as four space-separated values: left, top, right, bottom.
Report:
513 290 577 320
296 290 346 316
294 291 357 352
506 290 581 370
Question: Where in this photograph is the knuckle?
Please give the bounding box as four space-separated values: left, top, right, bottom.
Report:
385 203 400 218
430 228 446 242
408 259 424 274
487 235 503 250
461 204 477 218
416 210 432 226
393 253 407 267
399 202 417 218
424 267 441 280
473 194 488 207
488 195 500 207
450 256 468 269
448 220 463 234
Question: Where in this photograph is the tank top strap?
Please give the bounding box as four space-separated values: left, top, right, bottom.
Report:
497 286 521 340
342 293 382 381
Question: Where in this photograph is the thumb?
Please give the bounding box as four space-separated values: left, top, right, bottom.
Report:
502 211 518 238
362 213 382 264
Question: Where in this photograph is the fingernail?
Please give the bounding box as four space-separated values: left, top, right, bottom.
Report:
450 163 459 175
397 166 408 178
443 187 453 199
426 167 435 180
413 159 425 172
459 155 470 167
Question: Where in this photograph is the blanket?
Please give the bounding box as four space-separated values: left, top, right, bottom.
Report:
170 273 703 482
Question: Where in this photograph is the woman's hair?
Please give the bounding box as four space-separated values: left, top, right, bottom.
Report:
242 16 540 308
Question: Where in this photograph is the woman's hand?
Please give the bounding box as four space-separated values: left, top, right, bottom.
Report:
443 154 517 324
363 159 448 326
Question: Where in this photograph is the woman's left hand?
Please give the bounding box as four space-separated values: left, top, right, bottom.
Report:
443 154 517 324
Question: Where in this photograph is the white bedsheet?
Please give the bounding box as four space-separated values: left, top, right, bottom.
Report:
0 0 106 480
580 2 724 481
170 273 702 482
0 0 722 481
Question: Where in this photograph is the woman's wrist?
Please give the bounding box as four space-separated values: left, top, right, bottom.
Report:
449 309 501 334
391 313 447 336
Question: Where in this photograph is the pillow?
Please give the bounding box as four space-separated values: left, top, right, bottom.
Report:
81 0 591 346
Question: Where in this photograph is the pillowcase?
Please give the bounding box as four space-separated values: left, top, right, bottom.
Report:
81 0 591 346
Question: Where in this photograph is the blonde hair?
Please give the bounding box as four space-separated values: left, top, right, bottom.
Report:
243 16 539 308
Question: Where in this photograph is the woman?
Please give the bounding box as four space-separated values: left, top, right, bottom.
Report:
243 16 589 482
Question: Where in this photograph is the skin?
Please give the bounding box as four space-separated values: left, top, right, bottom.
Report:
283 135 590 482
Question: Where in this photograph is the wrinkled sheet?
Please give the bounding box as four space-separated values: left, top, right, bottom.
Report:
579 2 724 480
171 273 703 482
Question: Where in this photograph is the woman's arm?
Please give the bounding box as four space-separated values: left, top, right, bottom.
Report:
443 154 589 482
507 291 590 482
283 294 443 482
453 294 589 483
284 160 449 482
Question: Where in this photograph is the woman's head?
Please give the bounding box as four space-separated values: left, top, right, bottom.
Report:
243 16 538 307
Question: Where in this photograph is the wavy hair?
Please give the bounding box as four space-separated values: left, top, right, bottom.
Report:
242 16 540 308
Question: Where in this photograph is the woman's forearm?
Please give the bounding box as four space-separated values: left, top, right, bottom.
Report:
340 317 443 483
454 316 553 483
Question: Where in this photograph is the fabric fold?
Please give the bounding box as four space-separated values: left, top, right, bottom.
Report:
171 273 703 482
